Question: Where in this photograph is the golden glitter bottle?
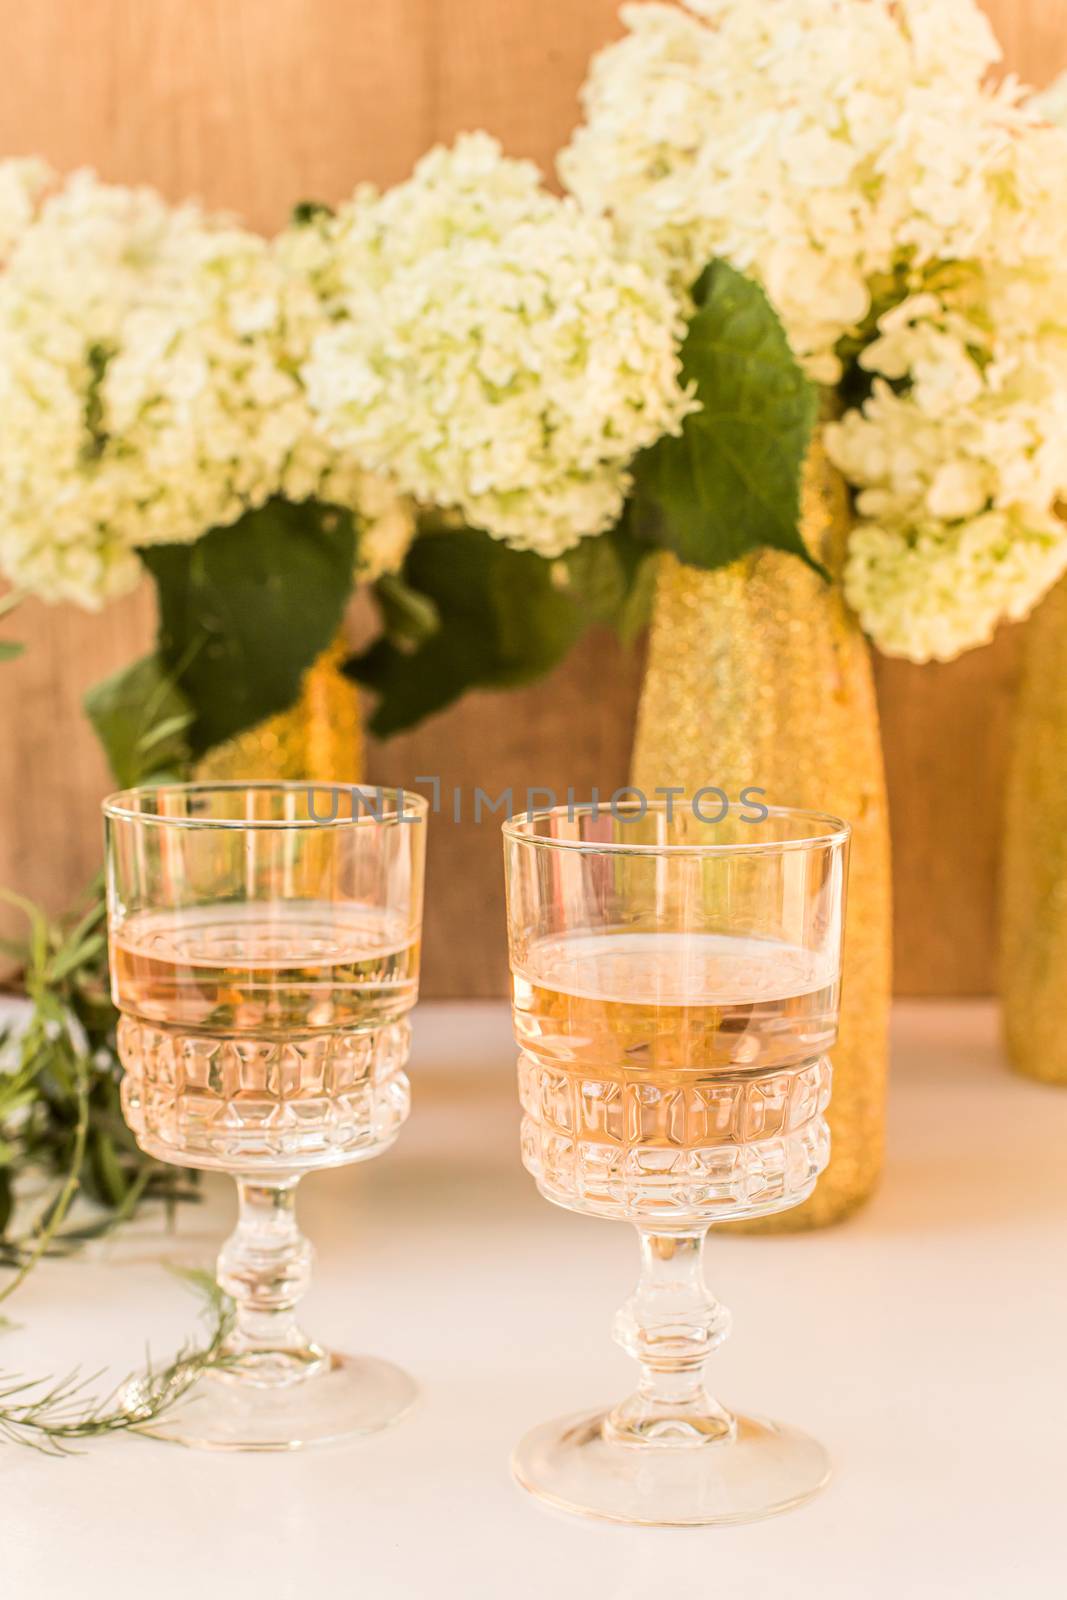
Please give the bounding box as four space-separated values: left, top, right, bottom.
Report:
630 434 892 1229
1001 576 1067 1084
196 635 363 783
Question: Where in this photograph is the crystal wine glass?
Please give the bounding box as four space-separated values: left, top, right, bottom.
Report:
502 801 849 1524
103 782 427 1451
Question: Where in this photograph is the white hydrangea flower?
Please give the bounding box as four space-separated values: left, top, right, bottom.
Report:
562 0 1058 377
842 510 1067 663
825 261 1067 657
0 170 412 609
1030 72 1067 129
351 470 417 581
0 157 52 262
563 0 1067 660
300 133 693 557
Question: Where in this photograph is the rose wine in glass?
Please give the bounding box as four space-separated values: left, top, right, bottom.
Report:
112 902 418 1171
104 783 427 1451
503 803 849 1524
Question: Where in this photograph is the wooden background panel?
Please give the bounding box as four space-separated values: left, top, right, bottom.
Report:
430 0 622 166
987 0 1067 84
0 0 433 225
874 631 1025 998
0 0 1063 997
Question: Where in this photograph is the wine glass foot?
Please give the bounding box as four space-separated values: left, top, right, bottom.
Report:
124 1353 418 1452
512 1409 830 1526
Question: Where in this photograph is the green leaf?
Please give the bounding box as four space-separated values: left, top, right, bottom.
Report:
138 713 194 754
374 572 441 650
633 260 819 574
140 498 357 757
615 553 660 645
46 934 106 987
291 199 333 226
0 640 24 663
0 889 49 978
85 1131 130 1209
348 527 589 737
84 655 194 788
554 520 658 644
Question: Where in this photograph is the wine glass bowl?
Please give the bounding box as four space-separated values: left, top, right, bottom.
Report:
104 782 427 1450
112 910 416 1175
503 802 849 1524
515 992 832 1227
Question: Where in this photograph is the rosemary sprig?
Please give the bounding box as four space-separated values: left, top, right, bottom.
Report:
0 1268 235 1454
0 1049 90 1307
0 881 198 1294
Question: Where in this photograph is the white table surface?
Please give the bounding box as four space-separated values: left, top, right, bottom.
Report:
2 999 1066 1599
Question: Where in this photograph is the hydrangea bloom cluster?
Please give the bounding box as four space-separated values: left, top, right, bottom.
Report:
825 267 1067 661
0 158 50 262
300 133 693 558
0 167 412 608
561 0 1067 661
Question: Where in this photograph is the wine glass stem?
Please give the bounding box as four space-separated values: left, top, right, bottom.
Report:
216 1176 325 1384
606 1227 736 1447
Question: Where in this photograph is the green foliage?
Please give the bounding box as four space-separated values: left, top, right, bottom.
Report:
349 526 593 737
0 883 197 1300
0 592 25 663
633 260 819 573
290 199 334 226
140 497 357 756
0 1269 234 1454
84 654 194 787
80 342 112 463
373 572 441 651
558 518 660 644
